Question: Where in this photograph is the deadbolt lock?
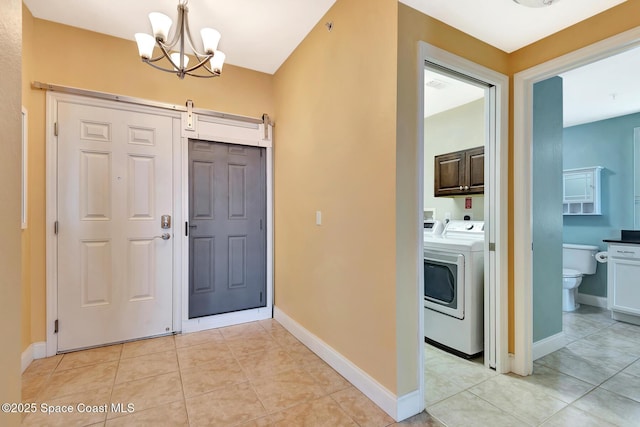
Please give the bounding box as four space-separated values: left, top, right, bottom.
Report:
161 215 171 229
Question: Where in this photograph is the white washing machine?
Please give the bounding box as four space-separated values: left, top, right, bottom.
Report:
423 220 484 358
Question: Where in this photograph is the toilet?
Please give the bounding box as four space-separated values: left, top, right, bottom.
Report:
562 243 599 312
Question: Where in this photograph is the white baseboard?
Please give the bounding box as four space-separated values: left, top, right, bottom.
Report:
274 306 421 422
21 342 47 373
396 389 423 421
532 332 566 361
576 293 608 309
507 353 515 373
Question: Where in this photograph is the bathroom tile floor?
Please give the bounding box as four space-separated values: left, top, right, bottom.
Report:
20 306 640 426
425 305 640 426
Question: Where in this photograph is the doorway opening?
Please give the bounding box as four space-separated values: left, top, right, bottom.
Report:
187 139 267 319
513 27 640 375
45 88 274 356
417 42 509 409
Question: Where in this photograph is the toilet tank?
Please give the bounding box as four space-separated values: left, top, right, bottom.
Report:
563 243 599 274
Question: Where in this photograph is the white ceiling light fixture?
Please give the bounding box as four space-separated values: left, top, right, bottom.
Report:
513 0 555 7
135 0 225 79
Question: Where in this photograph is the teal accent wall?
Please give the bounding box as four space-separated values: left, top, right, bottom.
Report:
533 77 564 342
563 113 639 297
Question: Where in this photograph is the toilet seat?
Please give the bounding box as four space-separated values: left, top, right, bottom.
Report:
562 268 581 278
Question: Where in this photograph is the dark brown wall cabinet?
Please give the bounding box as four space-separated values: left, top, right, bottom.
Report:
434 146 484 197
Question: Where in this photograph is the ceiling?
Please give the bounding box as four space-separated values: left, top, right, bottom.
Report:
23 0 640 126
401 0 627 53
22 0 338 75
425 45 640 127
424 70 484 118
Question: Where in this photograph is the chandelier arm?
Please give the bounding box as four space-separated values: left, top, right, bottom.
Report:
163 4 185 49
144 40 177 64
200 63 219 75
182 10 209 57
182 55 216 75
142 59 182 74
144 53 172 64
184 72 218 78
156 42 182 70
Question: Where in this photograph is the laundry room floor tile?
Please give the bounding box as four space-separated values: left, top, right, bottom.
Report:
427 391 527 427
468 374 567 425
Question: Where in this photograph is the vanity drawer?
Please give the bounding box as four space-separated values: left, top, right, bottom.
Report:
608 244 640 259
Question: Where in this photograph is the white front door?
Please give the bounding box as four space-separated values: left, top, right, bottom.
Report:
57 101 174 351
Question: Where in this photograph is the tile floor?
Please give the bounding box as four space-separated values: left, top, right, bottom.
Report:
21 319 430 426
425 305 640 426
20 306 640 426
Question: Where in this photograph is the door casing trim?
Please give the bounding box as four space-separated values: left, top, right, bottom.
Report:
417 42 510 393
513 26 640 376
180 114 274 333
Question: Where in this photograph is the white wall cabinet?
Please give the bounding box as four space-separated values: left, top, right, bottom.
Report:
562 166 603 215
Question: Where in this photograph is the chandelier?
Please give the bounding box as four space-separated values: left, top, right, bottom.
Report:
134 0 225 79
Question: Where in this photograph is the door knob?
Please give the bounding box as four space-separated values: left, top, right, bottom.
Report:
153 233 171 240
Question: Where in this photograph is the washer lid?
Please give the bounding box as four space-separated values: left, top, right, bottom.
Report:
562 268 581 278
424 236 483 252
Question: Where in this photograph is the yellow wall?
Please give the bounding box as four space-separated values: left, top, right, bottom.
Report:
273 0 400 392
1 0 23 424
20 14 275 351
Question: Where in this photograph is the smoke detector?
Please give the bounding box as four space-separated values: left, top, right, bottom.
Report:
425 79 449 90
513 0 555 7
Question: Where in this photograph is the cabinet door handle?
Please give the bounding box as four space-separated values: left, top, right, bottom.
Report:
464 185 469 190
459 186 463 190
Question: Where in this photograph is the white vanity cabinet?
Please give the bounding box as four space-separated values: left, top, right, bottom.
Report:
563 166 603 215
607 243 640 325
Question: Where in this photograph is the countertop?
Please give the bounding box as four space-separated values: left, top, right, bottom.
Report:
604 230 640 244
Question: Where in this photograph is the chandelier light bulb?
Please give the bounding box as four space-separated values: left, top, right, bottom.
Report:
210 51 226 73
149 12 173 41
201 28 221 54
134 33 155 59
170 52 190 70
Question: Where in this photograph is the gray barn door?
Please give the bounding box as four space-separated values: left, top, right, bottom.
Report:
188 140 266 318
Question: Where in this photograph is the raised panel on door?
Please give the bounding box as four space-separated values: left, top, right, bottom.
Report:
80 239 112 306
467 147 485 193
57 101 174 351
434 151 464 196
189 140 266 318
